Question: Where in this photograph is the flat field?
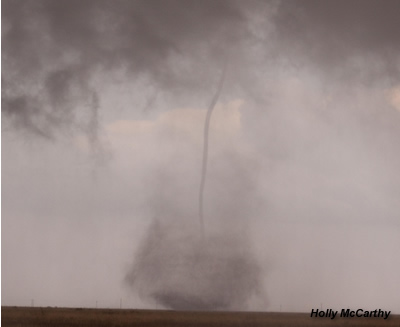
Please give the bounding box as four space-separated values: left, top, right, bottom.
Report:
2 306 400 327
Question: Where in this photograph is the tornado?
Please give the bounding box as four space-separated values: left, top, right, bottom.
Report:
199 59 228 239
125 59 266 310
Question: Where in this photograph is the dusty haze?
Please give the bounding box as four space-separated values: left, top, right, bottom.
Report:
2 0 400 312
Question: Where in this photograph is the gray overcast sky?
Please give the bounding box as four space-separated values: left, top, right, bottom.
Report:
2 0 400 312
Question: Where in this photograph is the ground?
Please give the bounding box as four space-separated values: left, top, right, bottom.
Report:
2 307 400 327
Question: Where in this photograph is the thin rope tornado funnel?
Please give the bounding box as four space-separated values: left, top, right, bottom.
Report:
199 61 228 240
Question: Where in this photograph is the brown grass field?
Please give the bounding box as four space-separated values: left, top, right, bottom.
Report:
2 306 400 327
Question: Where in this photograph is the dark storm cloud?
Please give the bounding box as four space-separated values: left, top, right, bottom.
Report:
2 0 249 137
274 0 400 82
3 0 399 138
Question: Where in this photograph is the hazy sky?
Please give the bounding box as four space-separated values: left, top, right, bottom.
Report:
2 0 400 312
